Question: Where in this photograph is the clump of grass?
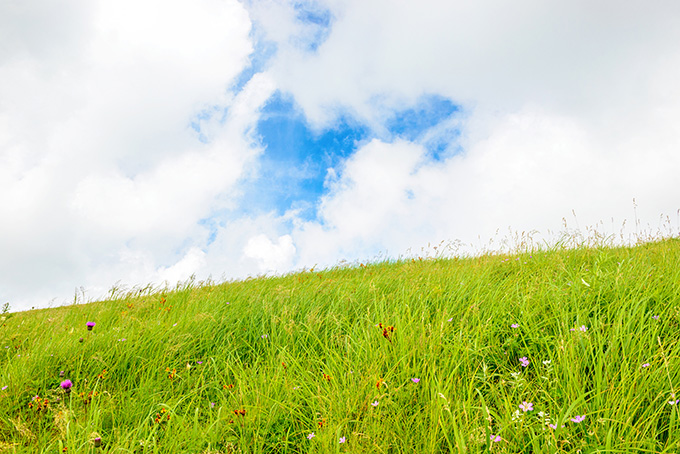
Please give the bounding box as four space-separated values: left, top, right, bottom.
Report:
1 238 680 452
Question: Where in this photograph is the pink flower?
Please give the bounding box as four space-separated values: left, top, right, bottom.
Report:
519 357 530 367
411 378 420 383
307 432 315 440
571 415 585 423
579 325 588 332
511 324 519 328
339 436 346 443
642 363 650 368
519 401 533 412
371 401 379 407
490 434 501 442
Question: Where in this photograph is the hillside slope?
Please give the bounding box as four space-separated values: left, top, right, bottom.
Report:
1 239 680 453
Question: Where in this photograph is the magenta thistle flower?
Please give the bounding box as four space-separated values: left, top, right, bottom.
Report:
570 415 585 423
411 378 420 383
86 321 96 331
60 379 73 392
519 401 533 412
339 436 346 443
94 437 102 448
307 432 315 440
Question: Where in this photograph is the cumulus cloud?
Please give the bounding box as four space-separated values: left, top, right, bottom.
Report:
251 0 680 255
0 0 260 309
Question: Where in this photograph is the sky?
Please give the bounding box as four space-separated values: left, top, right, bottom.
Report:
2 0 680 311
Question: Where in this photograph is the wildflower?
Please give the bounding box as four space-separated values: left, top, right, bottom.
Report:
339 436 346 443
60 379 73 392
642 363 650 368
173 323 177 326
519 357 530 367
519 401 533 412
79 337 84 343
579 325 588 332
411 378 420 383
571 415 585 423
197 361 203 365
668 400 679 405
511 409 522 421
371 401 379 407
652 315 659 320
491 434 501 442
86 321 96 331
447 318 453 322
542 360 551 366
94 437 102 448
261 334 268 338
1 386 7 390
210 402 215 408
59 371 65 377
548 423 565 429
511 324 519 328
307 433 315 440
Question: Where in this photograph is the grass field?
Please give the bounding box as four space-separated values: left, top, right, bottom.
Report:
1 238 680 453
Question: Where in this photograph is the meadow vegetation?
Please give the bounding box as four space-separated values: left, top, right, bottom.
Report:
1 237 680 453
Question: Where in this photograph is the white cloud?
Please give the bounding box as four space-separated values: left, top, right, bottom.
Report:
0 0 260 310
246 0 680 261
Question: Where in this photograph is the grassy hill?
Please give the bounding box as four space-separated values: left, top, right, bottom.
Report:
1 239 680 453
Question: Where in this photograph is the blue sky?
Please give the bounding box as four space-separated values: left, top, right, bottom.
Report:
1 0 679 310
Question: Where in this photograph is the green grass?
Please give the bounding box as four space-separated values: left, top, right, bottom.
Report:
1 238 680 453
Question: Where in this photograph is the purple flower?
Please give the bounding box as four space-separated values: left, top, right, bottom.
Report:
371 401 379 407
411 378 420 383
86 321 96 331
447 318 453 322
60 379 73 391
307 432 315 440
210 402 215 408
548 423 565 429
519 401 533 412
339 436 346 443
668 399 679 405
511 323 519 328
490 434 501 442
652 315 659 320
519 357 530 367
197 361 203 364
642 363 650 368
1 386 7 391
579 325 588 332
571 415 585 423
